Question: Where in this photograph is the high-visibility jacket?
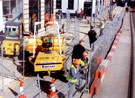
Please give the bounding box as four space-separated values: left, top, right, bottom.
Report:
100 21 104 29
80 58 90 68
66 64 79 83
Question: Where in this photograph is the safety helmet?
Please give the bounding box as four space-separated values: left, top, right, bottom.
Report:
83 51 88 57
73 59 80 65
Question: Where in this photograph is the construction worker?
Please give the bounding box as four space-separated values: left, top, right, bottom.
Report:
79 51 90 88
80 51 90 69
80 8 84 19
67 59 83 98
72 40 86 61
99 19 104 36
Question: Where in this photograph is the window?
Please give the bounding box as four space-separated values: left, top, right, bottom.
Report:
3 1 11 16
68 0 74 9
3 0 16 16
56 0 62 9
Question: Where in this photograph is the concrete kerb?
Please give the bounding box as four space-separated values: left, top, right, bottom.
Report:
90 29 122 95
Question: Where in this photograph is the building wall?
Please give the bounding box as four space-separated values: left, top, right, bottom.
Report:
23 0 29 32
56 0 85 14
3 0 23 21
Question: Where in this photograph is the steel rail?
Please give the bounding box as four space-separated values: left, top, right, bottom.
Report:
128 11 135 98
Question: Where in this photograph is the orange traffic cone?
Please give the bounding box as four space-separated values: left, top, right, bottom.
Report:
19 81 27 98
48 78 58 98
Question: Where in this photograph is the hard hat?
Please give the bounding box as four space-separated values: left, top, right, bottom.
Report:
73 59 80 65
83 51 88 57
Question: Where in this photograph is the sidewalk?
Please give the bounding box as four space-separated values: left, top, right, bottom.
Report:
94 12 131 98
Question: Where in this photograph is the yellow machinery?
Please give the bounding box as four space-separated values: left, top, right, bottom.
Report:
2 21 23 56
27 22 66 72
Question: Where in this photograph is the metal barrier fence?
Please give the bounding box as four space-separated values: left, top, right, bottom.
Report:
0 45 4 94
15 74 42 98
66 11 70 33
89 3 127 85
51 64 90 98
74 16 80 44
64 16 81 69
0 44 19 94
0 43 20 80
52 4 127 98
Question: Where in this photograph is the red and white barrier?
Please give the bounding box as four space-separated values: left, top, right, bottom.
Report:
90 30 122 95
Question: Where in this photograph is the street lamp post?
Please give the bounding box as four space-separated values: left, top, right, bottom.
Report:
91 0 96 26
0 0 4 32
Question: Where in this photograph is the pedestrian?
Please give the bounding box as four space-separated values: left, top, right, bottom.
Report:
84 10 87 19
88 26 97 49
99 19 104 36
75 9 78 18
58 9 62 18
80 9 84 19
72 40 86 61
66 59 83 98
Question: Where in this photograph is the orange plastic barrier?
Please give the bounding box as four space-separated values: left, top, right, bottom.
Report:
90 78 100 95
95 65 105 78
97 56 102 64
91 30 122 95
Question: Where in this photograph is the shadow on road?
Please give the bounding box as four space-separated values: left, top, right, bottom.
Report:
8 87 18 96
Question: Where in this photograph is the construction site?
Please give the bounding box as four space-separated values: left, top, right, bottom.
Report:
0 0 135 98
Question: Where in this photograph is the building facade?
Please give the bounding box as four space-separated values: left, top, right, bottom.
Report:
55 0 86 14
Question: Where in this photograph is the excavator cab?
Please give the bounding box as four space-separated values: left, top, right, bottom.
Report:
2 21 22 56
5 22 22 38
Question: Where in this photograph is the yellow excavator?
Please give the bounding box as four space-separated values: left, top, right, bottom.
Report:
26 22 66 73
2 21 23 56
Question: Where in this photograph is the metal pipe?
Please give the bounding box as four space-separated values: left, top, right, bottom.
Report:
33 22 42 57
48 21 62 55
33 21 62 57
37 74 42 98
33 24 36 57
91 0 97 26
55 22 62 56
23 38 25 78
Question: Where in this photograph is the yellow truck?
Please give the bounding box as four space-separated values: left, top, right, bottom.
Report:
27 22 66 73
2 21 23 56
